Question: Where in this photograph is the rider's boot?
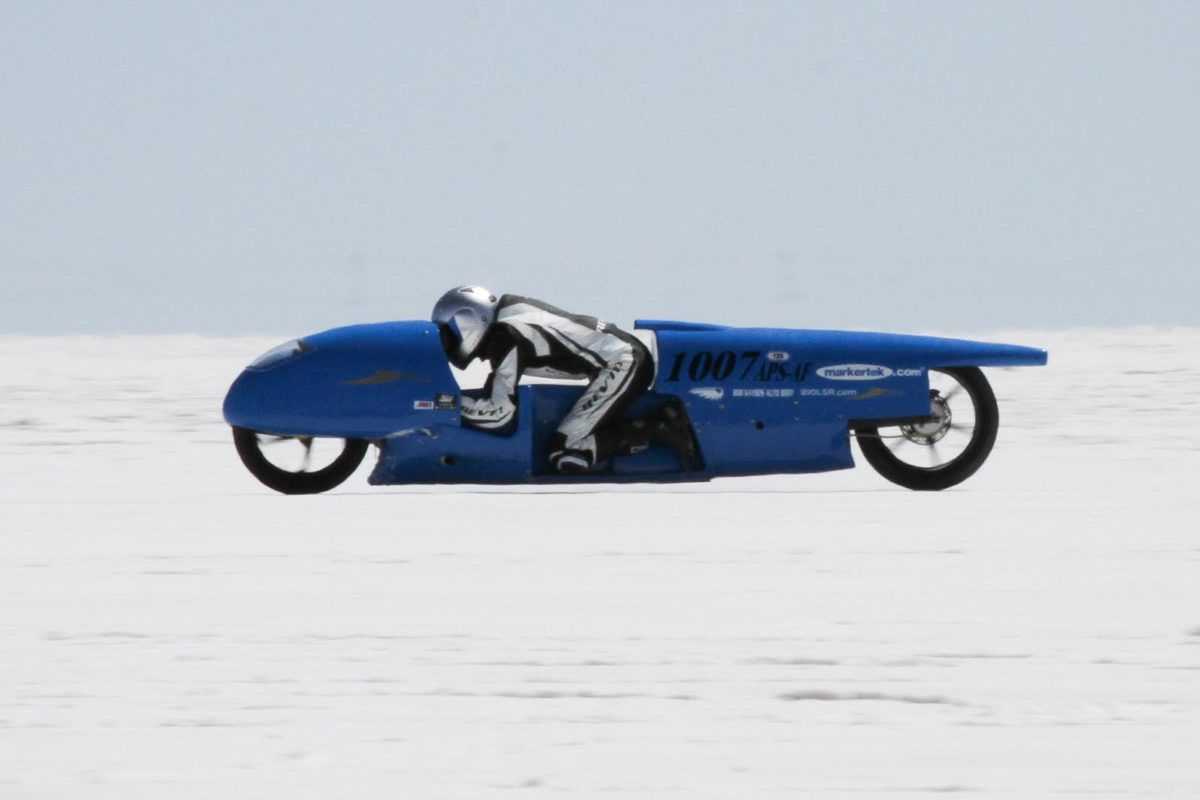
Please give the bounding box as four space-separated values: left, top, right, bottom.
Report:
596 402 698 471
553 428 654 473
644 400 699 471
594 423 652 464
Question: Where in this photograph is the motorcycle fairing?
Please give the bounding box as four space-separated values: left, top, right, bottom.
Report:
222 321 462 439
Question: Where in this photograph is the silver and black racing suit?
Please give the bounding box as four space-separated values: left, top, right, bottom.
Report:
461 295 654 472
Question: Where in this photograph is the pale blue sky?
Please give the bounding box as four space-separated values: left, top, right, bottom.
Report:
3 1 1197 335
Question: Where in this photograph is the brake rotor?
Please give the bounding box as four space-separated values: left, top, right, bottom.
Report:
899 390 953 446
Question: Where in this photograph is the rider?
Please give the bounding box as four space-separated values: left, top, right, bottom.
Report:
431 286 696 473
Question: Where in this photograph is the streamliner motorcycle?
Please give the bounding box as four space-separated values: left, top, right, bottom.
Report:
222 318 1047 494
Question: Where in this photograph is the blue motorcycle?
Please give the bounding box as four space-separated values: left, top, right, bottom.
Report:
223 319 1047 494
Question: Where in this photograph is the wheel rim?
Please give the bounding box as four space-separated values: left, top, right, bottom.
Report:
251 433 358 475
872 369 981 471
232 427 369 494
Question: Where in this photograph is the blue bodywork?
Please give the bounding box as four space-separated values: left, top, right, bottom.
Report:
223 319 1047 485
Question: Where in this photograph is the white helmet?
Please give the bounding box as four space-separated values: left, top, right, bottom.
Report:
432 285 499 368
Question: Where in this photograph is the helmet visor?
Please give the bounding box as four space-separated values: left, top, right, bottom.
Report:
437 321 471 369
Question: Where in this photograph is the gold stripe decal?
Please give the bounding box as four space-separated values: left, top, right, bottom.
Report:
852 387 900 401
343 369 428 385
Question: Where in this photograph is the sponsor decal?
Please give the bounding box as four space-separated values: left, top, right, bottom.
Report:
799 387 860 398
412 399 435 410
690 387 725 401
732 388 795 399
766 351 791 363
895 368 924 377
816 364 894 381
435 393 458 410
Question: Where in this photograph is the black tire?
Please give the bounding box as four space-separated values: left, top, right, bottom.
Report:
854 367 999 491
232 426 368 495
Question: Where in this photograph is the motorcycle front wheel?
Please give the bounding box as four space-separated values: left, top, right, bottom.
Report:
853 367 999 491
231 426 368 495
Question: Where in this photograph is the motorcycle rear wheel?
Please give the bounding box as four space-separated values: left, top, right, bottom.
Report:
854 367 999 491
232 426 368 495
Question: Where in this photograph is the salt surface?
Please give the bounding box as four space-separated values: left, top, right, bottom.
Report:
2 328 1198 798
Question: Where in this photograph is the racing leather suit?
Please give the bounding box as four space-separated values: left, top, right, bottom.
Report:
461 295 654 471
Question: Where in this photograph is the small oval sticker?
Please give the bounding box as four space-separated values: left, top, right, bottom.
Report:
766 351 790 362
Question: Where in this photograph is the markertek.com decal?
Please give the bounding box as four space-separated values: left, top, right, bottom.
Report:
816 364 894 381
